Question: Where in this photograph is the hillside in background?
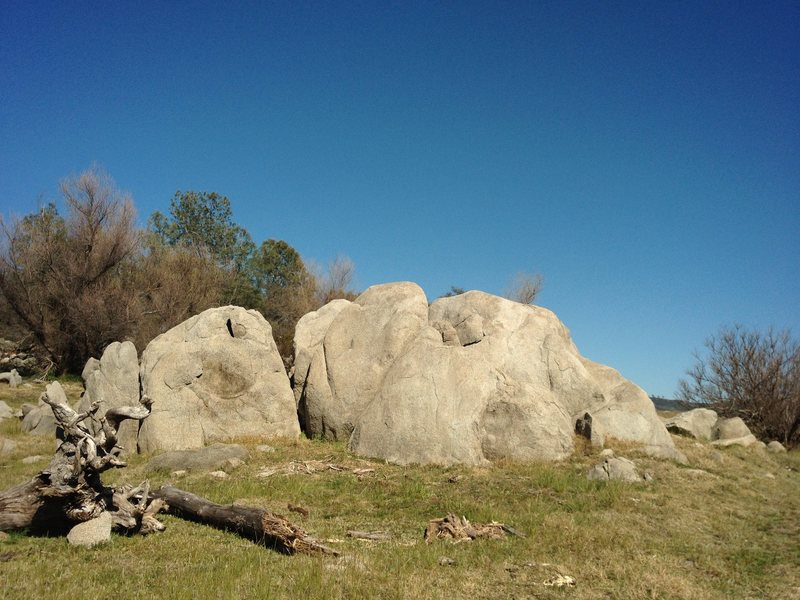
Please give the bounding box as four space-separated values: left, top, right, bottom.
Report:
650 396 687 412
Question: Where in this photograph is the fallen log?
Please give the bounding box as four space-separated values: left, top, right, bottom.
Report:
154 486 339 556
0 382 334 556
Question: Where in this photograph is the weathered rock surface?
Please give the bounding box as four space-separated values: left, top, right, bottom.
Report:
0 400 13 419
712 434 758 448
138 306 300 452
77 341 142 453
664 408 719 441
20 399 57 436
292 299 353 438
66 511 112 547
767 441 787 453
710 417 757 447
713 417 752 441
144 443 249 473
0 369 21 388
0 339 45 376
295 282 681 466
587 456 647 482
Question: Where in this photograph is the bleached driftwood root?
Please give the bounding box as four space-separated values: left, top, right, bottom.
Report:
0 382 162 535
424 513 525 543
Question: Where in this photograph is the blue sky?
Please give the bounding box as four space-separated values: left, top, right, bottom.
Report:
1 1 798 397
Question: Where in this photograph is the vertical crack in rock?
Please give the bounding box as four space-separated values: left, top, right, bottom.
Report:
226 319 235 337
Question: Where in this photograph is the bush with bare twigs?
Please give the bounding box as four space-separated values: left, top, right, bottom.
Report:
0 168 139 372
679 324 800 447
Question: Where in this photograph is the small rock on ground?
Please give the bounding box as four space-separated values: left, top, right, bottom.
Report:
67 512 112 547
21 455 45 464
0 400 13 419
767 441 787 453
144 443 249 473
587 457 645 483
209 470 228 479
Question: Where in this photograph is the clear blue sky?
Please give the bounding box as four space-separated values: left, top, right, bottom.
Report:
1 1 798 397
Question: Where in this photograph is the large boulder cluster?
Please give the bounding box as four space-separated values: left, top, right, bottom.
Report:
664 409 760 448
13 281 744 467
0 338 47 376
293 282 682 465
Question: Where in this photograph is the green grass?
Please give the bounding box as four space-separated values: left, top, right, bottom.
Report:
1 380 799 599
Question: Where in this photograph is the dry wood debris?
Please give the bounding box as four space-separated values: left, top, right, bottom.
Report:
423 513 525 543
257 459 376 479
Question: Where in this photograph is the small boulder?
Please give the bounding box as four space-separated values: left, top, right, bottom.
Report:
711 435 758 448
223 457 244 471
0 400 13 419
587 457 646 483
0 369 21 388
66 511 112 547
713 417 752 441
209 470 229 480
767 441 787 453
144 443 249 473
664 408 718 441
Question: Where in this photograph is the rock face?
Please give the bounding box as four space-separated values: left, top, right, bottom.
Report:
138 306 300 452
294 282 681 466
293 299 352 437
78 341 142 453
664 408 719 441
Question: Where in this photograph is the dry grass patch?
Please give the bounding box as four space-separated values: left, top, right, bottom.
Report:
1 382 799 599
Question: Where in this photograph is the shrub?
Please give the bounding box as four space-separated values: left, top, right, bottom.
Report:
679 324 800 447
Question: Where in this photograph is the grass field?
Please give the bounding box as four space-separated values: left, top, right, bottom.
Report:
1 381 798 599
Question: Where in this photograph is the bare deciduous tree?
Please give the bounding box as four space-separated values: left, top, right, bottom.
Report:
0 168 140 372
678 325 800 447
314 255 358 304
131 239 228 349
504 272 544 305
